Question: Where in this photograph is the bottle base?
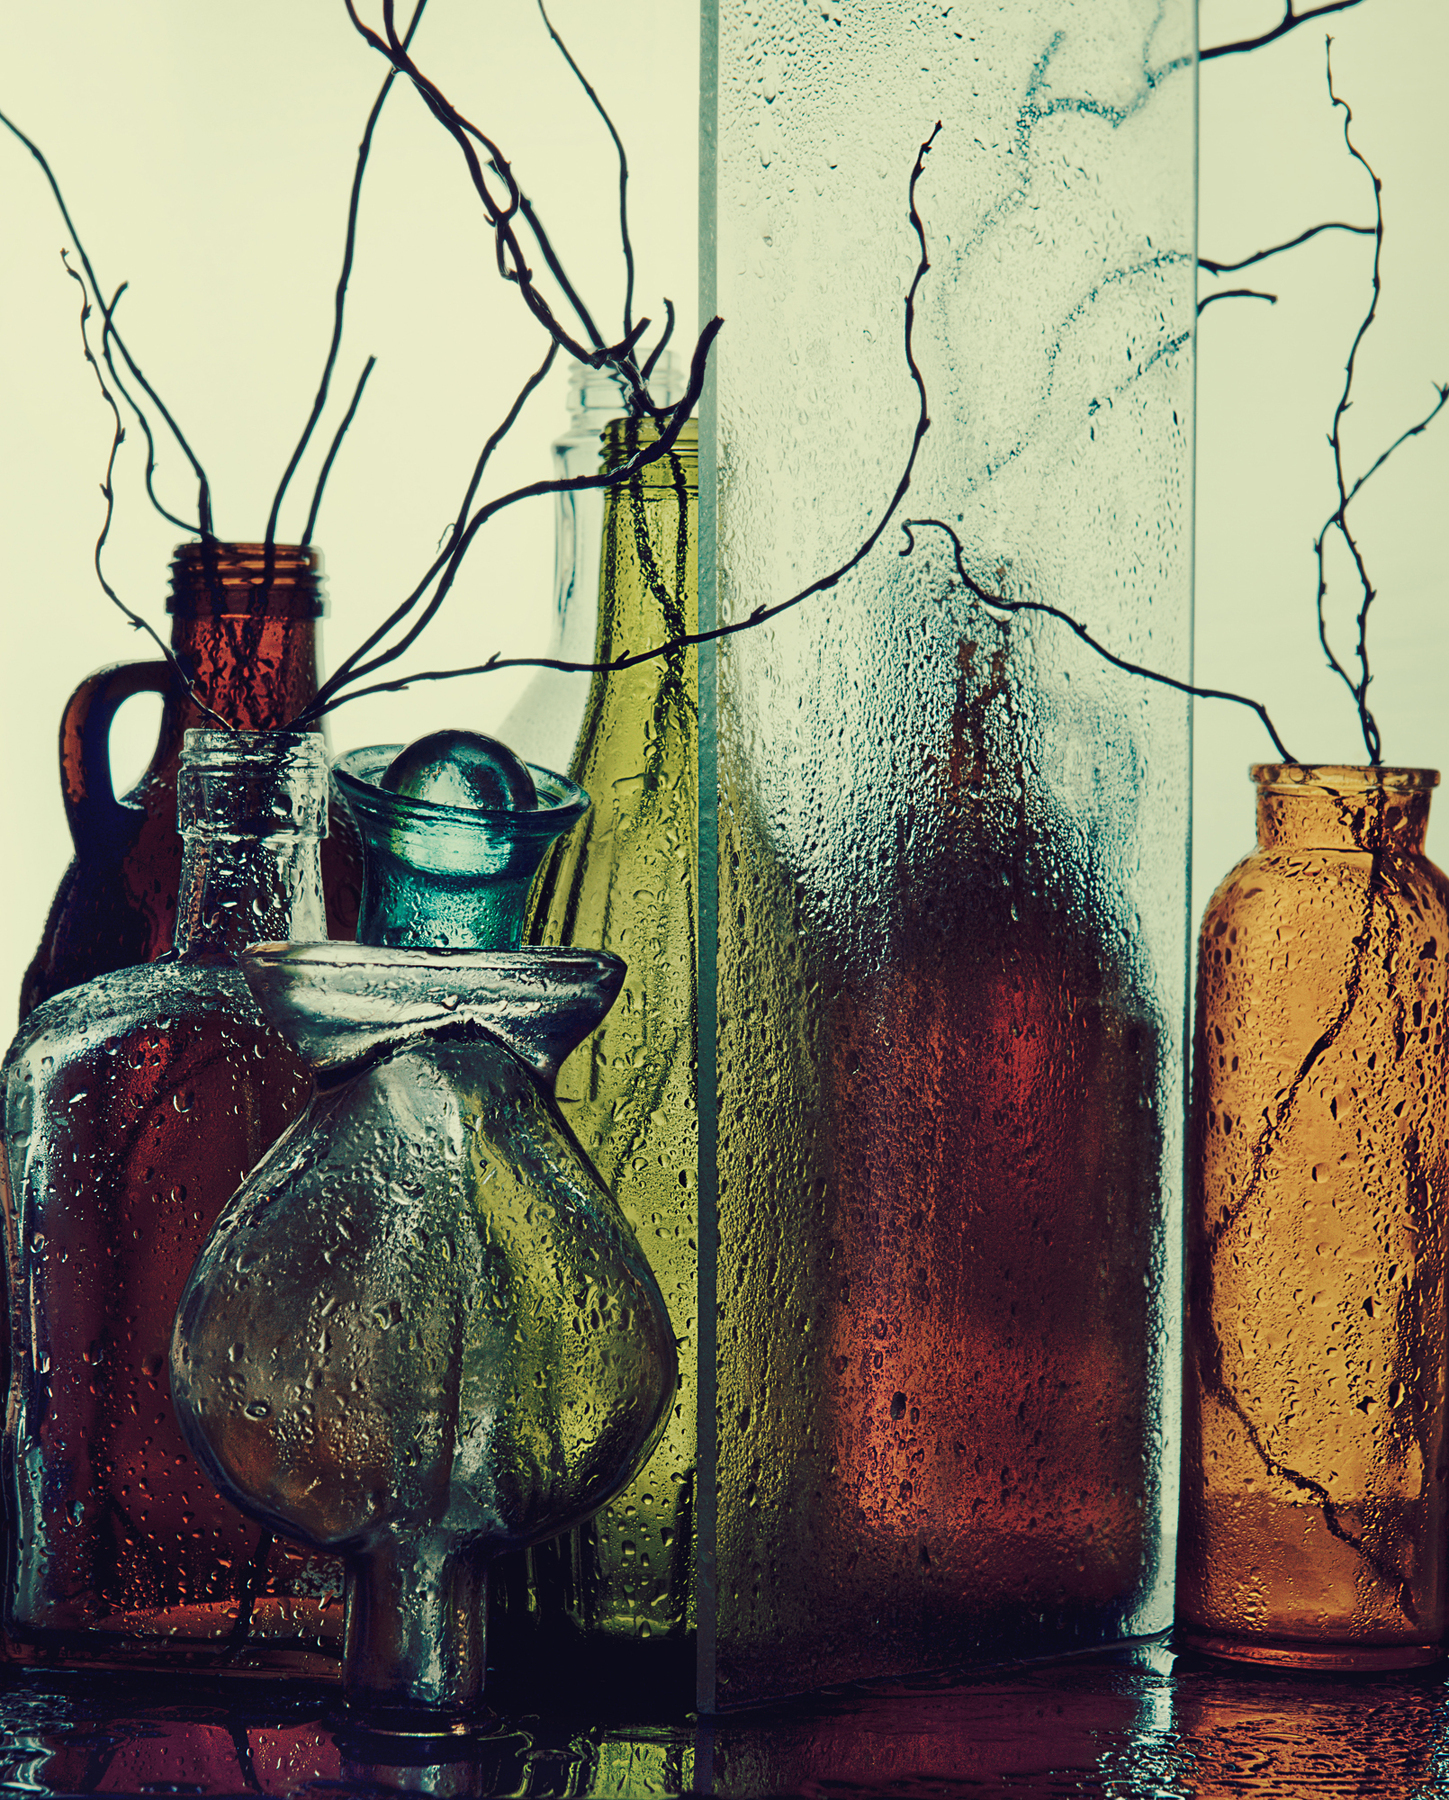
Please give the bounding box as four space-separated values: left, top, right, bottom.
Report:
3 1597 343 1678
1177 1623 1444 1673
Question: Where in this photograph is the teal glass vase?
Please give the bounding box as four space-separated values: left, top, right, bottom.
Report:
333 746 586 952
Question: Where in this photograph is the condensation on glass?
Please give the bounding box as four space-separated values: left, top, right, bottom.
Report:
700 0 1195 1705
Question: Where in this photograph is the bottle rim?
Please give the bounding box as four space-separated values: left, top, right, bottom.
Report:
334 744 588 838
1252 763 1439 795
169 540 326 619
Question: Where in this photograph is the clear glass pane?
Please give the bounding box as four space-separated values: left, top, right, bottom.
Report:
702 0 1195 1706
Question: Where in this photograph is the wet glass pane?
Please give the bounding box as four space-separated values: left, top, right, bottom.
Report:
702 0 1195 1706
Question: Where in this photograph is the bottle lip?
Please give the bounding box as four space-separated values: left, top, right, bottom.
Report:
601 415 699 473
168 541 326 619
1252 763 1440 795
334 744 589 838
178 728 331 835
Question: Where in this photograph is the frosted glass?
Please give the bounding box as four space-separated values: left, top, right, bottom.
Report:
702 0 1195 1706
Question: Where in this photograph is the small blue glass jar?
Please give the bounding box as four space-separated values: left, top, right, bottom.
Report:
333 745 586 951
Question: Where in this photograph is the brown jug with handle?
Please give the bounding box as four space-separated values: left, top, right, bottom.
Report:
20 541 361 1019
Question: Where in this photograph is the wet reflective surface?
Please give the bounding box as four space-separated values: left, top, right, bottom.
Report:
3 1641 1449 1796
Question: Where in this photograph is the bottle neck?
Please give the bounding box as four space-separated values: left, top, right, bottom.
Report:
174 730 329 957
157 543 327 763
1254 765 1435 856
595 420 699 657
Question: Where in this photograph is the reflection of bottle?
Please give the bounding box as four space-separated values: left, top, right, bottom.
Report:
21 543 361 1021
496 357 682 776
524 417 698 1648
2 730 341 1669
1178 764 1449 1669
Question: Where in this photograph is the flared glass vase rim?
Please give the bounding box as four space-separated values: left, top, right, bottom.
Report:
1252 763 1440 795
240 940 625 1079
333 745 588 837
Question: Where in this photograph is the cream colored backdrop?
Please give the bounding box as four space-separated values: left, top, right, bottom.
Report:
1 0 1445 1015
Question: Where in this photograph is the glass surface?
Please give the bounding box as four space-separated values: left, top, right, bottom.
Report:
1 731 342 1670
4 1644 1449 1798
335 747 586 953
21 543 361 1019
498 354 686 778
1178 766 1449 1668
703 0 1194 1703
172 942 677 1720
526 418 700 1647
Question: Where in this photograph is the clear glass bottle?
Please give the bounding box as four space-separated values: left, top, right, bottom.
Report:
495 355 683 776
524 416 698 1652
21 543 362 1020
1178 764 1449 1668
172 940 677 1725
2 729 343 1671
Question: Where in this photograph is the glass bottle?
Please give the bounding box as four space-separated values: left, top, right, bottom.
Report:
1178 764 1449 1669
525 416 698 1651
20 542 362 1020
1 729 343 1670
495 355 683 776
333 743 587 951
172 941 677 1724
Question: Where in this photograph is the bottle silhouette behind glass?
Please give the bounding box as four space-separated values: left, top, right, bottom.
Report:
21 542 361 1020
525 417 698 1652
2 729 343 1670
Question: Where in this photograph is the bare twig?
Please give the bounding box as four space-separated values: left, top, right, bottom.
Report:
62 256 230 731
537 0 636 348
344 0 606 363
291 318 723 723
1317 38 1386 762
302 356 378 547
2 104 215 537
1202 0 1371 61
1198 288 1277 315
1199 218 1373 275
294 125 946 723
899 516 1297 763
265 0 429 551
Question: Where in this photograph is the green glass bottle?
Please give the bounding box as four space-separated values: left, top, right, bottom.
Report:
525 417 698 1652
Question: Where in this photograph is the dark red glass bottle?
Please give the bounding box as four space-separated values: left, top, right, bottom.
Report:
20 542 360 1019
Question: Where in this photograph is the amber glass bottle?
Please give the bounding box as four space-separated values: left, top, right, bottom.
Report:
20 542 360 1019
525 418 698 1651
1178 764 1449 1669
2 730 342 1671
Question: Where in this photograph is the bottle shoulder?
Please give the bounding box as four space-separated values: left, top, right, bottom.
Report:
4 958 262 1086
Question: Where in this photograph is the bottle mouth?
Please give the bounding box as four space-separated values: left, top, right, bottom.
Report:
334 745 587 841
178 728 331 836
1252 764 1439 796
601 415 699 475
169 541 326 618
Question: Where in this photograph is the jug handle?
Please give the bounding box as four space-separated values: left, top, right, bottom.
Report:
60 660 171 853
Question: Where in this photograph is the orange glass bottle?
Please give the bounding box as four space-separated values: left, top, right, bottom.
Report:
1178 764 1449 1668
20 542 360 1019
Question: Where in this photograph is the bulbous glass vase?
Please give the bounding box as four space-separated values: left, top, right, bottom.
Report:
170 942 677 1724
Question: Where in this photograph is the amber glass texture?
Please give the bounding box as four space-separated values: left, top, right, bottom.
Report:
1 731 342 1671
20 542 361 1020
523 418 698 1649
1178 764 1449 1669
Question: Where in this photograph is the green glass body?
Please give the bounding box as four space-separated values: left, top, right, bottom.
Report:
525 419 699 1649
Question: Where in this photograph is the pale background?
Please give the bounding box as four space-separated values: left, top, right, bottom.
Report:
0 0 1444 1019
